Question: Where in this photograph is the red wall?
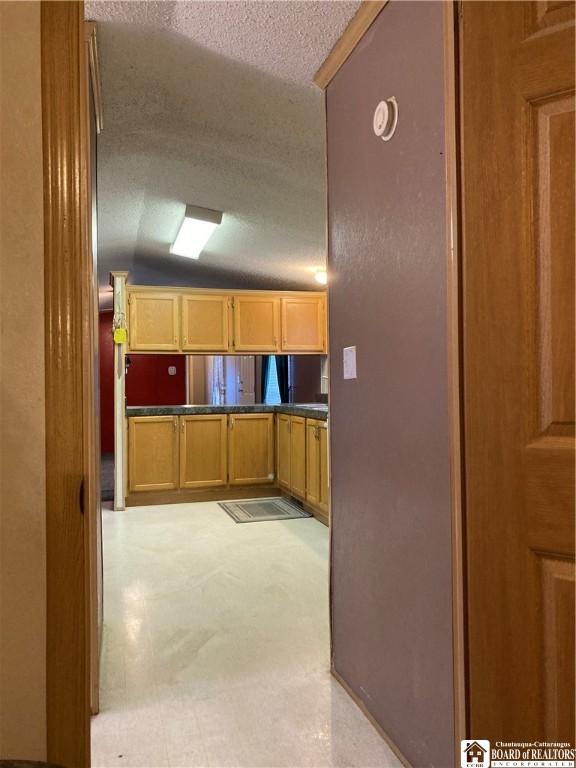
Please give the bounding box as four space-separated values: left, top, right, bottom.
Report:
99 312 115 453
99 312 187 453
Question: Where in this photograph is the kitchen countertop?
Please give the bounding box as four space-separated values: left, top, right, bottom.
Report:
126 403 328 421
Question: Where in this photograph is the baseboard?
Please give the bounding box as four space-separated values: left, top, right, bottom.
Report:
331 668 412 768
126 485 280 507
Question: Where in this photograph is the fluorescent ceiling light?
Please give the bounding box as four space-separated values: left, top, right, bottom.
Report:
314 269 328 285
170 205 223 259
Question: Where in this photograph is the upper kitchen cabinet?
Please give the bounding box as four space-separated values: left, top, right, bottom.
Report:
128 290 180 351
233 295 280 352
281 295 326 352
125 286 327 354
182 294 229 352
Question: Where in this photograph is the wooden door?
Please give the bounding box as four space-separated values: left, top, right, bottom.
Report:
461 1 575 742
179 415 227 488
237 356 256 404
128 416 179 492
277 413 291 490
281 295 326 352
228 413 274 485
319 422 329 516
128 291 180 351
306 419 321 507
233 295 280 352
289 416 306 499
182 294 230 352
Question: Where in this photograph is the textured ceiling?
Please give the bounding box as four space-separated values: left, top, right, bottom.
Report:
85 1 360 308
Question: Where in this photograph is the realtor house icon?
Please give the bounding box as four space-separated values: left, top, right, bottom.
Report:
462 741 490 767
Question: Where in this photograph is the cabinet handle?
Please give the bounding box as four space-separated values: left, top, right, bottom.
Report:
181 420 184 433
183 337 187 344
230 418 234 430
173 418 177 432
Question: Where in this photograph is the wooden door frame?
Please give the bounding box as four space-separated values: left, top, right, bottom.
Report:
42 2 91 765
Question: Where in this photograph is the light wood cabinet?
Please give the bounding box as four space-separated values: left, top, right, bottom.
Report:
181 294 229 352
276 414 291 491
228 413 274 485
233 295 280 352
318 422 329 516
126 287 326 354
128 416 179 492
128 291 180 351
289 416 306 499
276 413 307 500
179 415 227 488
306 418 329 517
306 420 321 508
281 296 326 352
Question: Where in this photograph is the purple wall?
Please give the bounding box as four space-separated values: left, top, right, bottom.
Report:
326 3 454 766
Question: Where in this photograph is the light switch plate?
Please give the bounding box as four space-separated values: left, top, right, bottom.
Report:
343 346 357 380
168 365 176 376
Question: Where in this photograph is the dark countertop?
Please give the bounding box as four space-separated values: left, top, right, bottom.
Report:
126 403 329 421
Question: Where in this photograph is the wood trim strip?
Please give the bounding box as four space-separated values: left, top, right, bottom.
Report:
42 2 90 765
314 1 388 89
84 20 103 133
443 0 467 752
331 669 412 767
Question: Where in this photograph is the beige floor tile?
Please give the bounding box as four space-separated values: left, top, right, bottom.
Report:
92 502 401 768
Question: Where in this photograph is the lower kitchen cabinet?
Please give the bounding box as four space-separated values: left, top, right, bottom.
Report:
276 414 306 500
228 413 275 485
306 418 329 517
277 414 291 491
129 415 179 492
289 416 306 499
180 414 227 488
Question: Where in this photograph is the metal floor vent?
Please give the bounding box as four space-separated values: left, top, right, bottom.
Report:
218 497 312 524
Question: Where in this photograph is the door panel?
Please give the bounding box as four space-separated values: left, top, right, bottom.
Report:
289 416 306 499
281 296 326 352
179 415 227 488
319 423 329 516
306 420 321 508
128 291 180 351
233 295 280 352
277 414 291 490
182 294 229 352
461 0 575 742
228 413 274 485
128 416 179 491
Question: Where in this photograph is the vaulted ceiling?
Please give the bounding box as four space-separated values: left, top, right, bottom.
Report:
85 1 360 308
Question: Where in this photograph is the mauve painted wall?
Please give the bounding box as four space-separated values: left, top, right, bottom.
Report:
326 3 454 767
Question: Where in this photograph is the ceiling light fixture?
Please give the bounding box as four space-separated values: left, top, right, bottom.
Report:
314 269 328 285
170 205 223 259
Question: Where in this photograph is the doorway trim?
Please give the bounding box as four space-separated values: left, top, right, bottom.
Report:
42 1 91 765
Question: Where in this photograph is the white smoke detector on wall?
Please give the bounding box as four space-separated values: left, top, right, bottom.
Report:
373 97 399 142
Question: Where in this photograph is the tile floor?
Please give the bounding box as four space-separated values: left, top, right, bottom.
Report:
92 502 401 768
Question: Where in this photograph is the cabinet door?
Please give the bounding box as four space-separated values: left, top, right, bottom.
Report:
319 423 329 516
179 415 227 488
128 416 178 492
281 295 326 352
181 294 230 352
229 413 274 485
276 414 291 490
128 291 180 352
306 419 321 508
233 295 280 352
289 416 306 499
